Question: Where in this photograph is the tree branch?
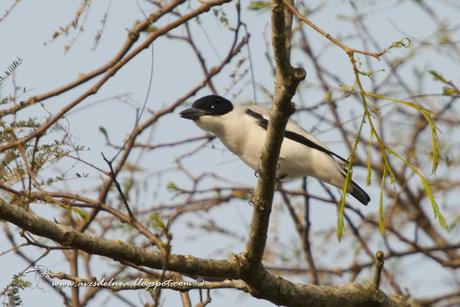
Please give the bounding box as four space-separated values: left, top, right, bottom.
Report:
0 0 233 153
0 202 240 279
242 0 305 270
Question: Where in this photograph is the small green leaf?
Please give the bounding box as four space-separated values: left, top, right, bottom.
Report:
429 70 444 81
365 92 440 174
166 181 177 191
150 213 166 230
378 168 387 234
443 87 459 96
248 1 270 11
323 91 332 102
339 84 355 97
429 70 457 91
72 208 89 221
388 37 411 49
366 130 374 186
337 163 353 241
98 126 110 144
386 146 449 231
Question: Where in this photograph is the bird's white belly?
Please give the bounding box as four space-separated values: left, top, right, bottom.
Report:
278 139 317 177
224 132 343 187
221 128 264 172
279 139 344 185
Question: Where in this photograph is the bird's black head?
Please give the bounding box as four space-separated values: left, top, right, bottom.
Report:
179 95 233 120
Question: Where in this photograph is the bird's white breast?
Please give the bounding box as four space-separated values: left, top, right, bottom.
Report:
196 106 263 168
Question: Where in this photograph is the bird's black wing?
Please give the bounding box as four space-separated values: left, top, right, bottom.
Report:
245 108 348 163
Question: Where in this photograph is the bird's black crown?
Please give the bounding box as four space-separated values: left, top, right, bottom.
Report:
192 95 233 116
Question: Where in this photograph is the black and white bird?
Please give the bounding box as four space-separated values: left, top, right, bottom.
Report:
179 95 370 206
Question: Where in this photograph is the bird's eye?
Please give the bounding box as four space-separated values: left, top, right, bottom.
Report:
211 105 215 109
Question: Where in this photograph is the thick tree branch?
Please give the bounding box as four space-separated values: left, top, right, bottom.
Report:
0 200 413 306
239 266 410 307
0 202 240 279
243 0 305 269
236 1 412 306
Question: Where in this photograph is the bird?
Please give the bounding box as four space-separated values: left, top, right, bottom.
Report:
179 95 370 206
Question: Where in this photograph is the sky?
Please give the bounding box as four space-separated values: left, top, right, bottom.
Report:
1 0 459 306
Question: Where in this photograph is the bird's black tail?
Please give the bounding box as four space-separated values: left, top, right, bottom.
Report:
349 180 370 206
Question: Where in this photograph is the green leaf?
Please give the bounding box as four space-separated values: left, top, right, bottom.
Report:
72 208 89 221
248 1 270 11
166 181 177 191
366 130 374 186
337 162 353 241
150 213 166 230
98 126 110 144
388 37 411 49
323 91 332 102
443 87 459 96
429 70 457 91
365 92 440 174
429 70 442 81
378 168 387 234
385 146 449 231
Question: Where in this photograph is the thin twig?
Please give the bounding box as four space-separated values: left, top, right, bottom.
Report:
372 251 384 290
101 153 135 221
282 0 391 59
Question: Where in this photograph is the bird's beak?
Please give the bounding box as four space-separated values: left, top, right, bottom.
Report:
179 107 208 120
